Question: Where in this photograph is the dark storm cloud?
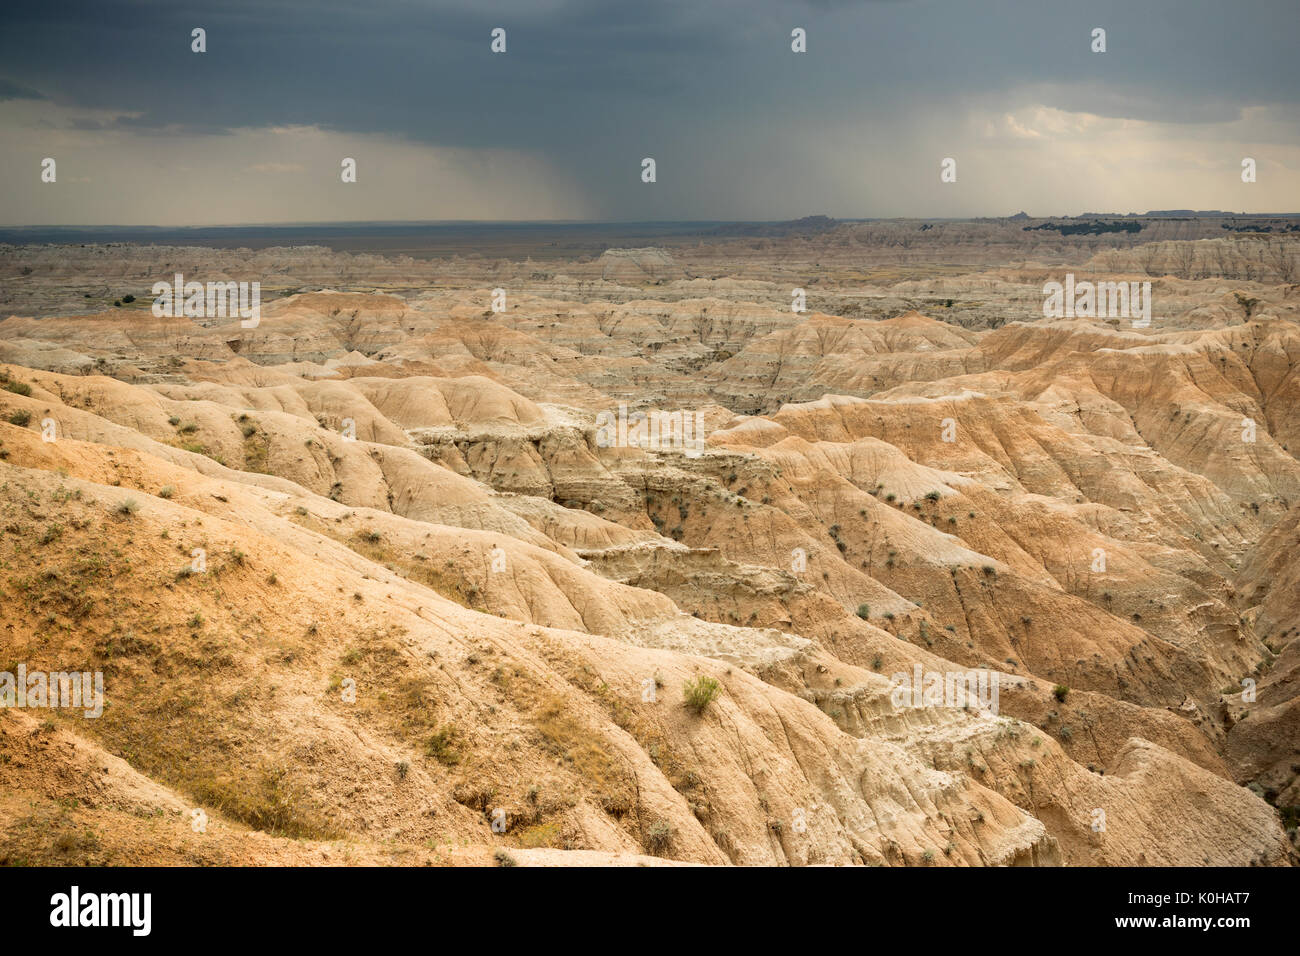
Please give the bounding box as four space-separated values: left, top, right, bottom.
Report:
0 0 1296 222
3 0 1295 141
0 78 45 101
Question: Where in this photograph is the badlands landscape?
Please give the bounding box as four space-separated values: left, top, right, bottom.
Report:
1 216 1298 867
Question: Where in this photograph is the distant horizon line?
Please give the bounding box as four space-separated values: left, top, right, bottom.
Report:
3 211 1300 232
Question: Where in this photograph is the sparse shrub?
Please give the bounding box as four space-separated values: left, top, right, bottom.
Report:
1053 684 1069 703
426 725 463 765
158 485 174 499
117 498 139 517
191 766 338 840
3 381 32 397
518 821 562 849
494 850 518 867
856 603 870 620
644 819 674 855
122 294 135 303
683 675 721 715
7 410 31 427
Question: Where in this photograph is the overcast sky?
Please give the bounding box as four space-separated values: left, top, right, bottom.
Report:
1 0 1297 225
